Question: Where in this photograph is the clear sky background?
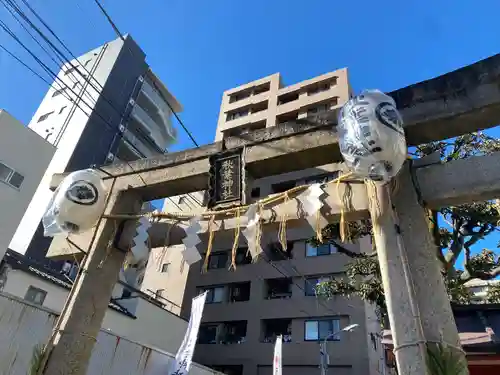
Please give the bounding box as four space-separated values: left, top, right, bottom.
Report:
0 0 499 260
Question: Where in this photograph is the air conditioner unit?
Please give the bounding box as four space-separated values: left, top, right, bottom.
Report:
106 152 115 162
138 76 144 82
119 124 125 133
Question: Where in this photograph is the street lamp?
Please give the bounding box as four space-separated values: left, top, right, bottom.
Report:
320 324 359 375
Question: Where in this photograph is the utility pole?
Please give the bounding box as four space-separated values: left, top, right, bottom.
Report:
319 325 358 375
320 340 329 375
40 188 142 375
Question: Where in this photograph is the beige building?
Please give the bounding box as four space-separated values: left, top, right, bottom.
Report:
0 110 55 261
140 70 385 375
215 69 351 141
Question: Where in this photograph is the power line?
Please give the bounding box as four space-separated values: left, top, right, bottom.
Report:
91 0 124 41
1 0 151 187
0 41 52 85
0 0 95 107
6 0 125 123
0 18 149 161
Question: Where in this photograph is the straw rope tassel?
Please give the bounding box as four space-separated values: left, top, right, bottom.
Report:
315 210 323 244
278 193 289 251
202 215 216 272
229 210 241 270
336 176 347 243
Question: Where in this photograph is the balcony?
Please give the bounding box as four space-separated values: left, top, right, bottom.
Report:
265 242 294 261
120 128 157 158
222 107 268 130
229 282 251 303
130 104 166 151
199 282 250 305
198 321 248 345
138 80 177 142
261 318 292 343
265 278 292 300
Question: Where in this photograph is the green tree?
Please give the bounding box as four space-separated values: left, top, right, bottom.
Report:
311 132 500 318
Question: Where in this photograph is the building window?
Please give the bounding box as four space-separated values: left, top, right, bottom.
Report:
24 286 47 305
262 319 292 343
205 286 226 304
306 243 337 257
64 66 78 75
37 111 54 121
266 242 294 261
305 276 332 296
271 180 296 194
208 252 229 269
277 92 299 105
0 162 24 189
161 263 170 273
59 106 67 114
265 278 292 299
235 248 252 266
304 319 340 341
199 324 218 344
307 82 331 96
155 289 164 299
304 171 340 185
121 288 132 299
229 282 251 302
227 109 249 121
52 87 67 97
253 83 270 95
220 321 247 344
229 90 251 104
250 187 261 198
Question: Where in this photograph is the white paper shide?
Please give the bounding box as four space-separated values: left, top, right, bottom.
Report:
297 183 326 233
181 216 203 265
242 204 263 260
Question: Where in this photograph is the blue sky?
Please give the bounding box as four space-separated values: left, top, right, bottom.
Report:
1 0 499 260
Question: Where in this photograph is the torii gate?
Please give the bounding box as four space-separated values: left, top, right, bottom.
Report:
42 54 500 375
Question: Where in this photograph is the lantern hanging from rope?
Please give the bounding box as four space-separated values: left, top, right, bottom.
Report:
42 169 107 236
337 90 407 183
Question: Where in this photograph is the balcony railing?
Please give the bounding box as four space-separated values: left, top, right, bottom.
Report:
130 105 167 150
121 128 156 158
139 80 177 142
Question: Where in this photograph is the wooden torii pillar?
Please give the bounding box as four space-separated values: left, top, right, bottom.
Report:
42 54 500 375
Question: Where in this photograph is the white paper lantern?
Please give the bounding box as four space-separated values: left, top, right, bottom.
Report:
338 90 407 182
42 169 107 236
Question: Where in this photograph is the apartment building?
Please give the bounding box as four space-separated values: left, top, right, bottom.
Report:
214 69 351 141
9 34 181 266
0 110 55 261
175 71 384 375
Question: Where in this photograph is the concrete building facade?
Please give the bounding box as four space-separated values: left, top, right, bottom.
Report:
0 110 54 261
157 71 385 375
9 34 181 266
214 69 351 141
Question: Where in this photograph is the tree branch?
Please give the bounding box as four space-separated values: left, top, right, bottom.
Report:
428 210 447 267
445 217 464 271
332 240 377 258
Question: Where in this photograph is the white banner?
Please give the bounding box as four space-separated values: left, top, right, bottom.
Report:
168 291 208 375
273 335 282 375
